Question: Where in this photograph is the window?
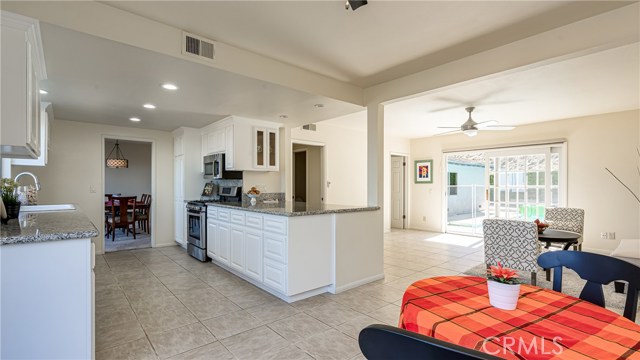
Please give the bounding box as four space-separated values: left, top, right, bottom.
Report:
449 172 458 196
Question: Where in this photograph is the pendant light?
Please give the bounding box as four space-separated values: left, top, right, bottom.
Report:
106 140 128 168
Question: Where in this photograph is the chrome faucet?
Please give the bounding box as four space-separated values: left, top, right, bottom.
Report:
14 172 41 191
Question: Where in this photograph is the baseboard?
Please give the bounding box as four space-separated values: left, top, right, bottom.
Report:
331 272 385 294
581 247 611 255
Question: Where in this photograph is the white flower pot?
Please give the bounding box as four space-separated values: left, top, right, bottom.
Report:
487 280 521 310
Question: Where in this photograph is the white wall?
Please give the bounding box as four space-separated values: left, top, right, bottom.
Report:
409 110 640 253
291 121 368 206
13 119 174 254
104 139 151 196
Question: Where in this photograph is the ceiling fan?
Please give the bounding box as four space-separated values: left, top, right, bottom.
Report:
436 106 515 137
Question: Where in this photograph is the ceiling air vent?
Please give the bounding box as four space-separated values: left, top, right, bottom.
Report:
182 32 215 61
302 124 317 131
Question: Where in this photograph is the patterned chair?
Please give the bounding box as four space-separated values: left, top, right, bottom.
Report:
483 218 541 285
544 208 585 251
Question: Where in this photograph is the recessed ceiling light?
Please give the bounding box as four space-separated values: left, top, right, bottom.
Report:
39 89 48 95
129 117 141 122
314 104 324 108
143 104 156 109
162 83 178 90
279 115 288 119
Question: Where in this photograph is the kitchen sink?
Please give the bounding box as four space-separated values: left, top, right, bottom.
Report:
21 204 77 212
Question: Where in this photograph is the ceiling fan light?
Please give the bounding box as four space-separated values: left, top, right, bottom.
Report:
464 129 478 137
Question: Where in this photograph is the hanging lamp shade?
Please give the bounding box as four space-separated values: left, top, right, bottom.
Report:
106 140 128 168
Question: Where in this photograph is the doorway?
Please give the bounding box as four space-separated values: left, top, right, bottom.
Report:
292 143 324 203
390 155 407 229
103 137 153 252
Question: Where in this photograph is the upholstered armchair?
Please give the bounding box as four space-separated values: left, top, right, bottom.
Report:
544 207 585 250
483 218 541 285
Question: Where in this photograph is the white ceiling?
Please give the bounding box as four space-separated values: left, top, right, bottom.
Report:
20 1 640 135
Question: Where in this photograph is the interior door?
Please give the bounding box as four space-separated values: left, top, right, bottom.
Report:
391 156 405 229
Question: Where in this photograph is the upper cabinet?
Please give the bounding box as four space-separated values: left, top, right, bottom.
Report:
1 11 47 159
11 102 52 166
201 116 281 172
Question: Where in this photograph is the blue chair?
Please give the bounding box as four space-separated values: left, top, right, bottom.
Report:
358 324 504 360
537 251 640 321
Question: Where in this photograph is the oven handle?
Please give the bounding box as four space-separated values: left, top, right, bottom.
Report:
187 209 204 216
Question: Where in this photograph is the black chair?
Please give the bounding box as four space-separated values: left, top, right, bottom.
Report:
358 324 504 360
537 251 640 321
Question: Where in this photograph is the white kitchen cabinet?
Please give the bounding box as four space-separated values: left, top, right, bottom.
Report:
1 11 47 159
11 102 51 166
216 222 231 265
206 220 218 260
263 258 287 293
245 228 263 282
1 238 93 359
225 125 234 169
253 127 279 170
204 127 225 155
172 127 202 247
229 225 245 272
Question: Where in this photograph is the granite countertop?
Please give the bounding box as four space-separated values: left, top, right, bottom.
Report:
206 201 380 217
0 206 99 246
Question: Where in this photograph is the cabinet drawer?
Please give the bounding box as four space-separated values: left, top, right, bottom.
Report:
263 233 287 264
217 209 230 221
245 213 263 229
263 258 286 293
263 215 287 235
207 207 217 220
230 210 245 225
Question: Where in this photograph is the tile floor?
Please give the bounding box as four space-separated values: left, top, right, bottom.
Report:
95 230 484 360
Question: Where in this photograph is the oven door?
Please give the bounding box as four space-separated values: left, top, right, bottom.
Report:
186 209 206 248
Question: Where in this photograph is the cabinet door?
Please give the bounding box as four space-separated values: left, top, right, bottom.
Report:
173 156 184 200
263 258 286 293
26 42 40 156
214 128 226 153
229 225 245 272
206 221 218 259
174 201 184 245
216 222 231 265
206 132 216 154
254 127 266 169
225 125 234 169
267 128 278 170
245 228 263 282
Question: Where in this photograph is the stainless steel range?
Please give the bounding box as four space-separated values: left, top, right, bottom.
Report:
186 183 242 261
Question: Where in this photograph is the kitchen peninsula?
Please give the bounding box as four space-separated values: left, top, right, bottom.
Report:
205 201 383 302
0 206 98 360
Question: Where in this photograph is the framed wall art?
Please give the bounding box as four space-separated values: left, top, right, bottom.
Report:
415 160 433 184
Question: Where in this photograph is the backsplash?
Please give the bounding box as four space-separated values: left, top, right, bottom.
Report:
242 192 285 205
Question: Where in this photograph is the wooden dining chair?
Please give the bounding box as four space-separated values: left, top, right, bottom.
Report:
358 324 503 360
537 250 640 322
135 194 151 234
106 196 137 241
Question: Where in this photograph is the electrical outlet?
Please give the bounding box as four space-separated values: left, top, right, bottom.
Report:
422 216 426 222
600 232 608 240
608 232 616 240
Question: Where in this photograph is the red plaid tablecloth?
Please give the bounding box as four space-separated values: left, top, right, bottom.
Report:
399 276 640 360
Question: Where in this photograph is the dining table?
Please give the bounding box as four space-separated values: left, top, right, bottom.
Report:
399 276 640 360
538 229 581 250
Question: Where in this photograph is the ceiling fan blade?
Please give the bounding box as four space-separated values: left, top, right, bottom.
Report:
436 126 460 129
475 120 498 128
483 125 515 131
434 129 461 136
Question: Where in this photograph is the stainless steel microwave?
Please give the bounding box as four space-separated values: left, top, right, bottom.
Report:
203 154 223 179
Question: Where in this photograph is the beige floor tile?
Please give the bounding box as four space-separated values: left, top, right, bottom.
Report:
256 344 314 360
220 326 290 360
335 314 379 340
367 304 401 326
158 274 207 292
129 294 185 313
147 323 215 359
304 301 364 327
330 291 390 313
96 319 146 351
125 286 175 302
212 278 261 296
96 303 137 329
267 313 331 343
96 338 157 360
172 287 225 303
183 297 242 321
226 289 277 309
166 342 234 360
136 306 199 335
245 300 300 323
296 329 360 360
201 310 264 339
147 263 190 277
289 295 335 312
356 284 406 303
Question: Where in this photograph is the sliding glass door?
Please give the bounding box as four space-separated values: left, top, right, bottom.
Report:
445 144 565 235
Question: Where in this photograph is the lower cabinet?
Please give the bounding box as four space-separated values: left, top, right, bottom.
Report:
206 220 217 260
217 222 231 265
245 228 263 282
229 225 245 272
263 257 287 293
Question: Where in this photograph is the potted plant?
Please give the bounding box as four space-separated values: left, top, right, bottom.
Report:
486 262 521 310
1 178 20 223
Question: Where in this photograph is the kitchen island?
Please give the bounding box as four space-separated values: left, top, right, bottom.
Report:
0 206 98 360
206 201 383 302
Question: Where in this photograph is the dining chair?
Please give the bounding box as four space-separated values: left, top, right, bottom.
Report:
106 196 137 241
483 218 541 285
544 207 585 251
537 250 640 322
358 324 503 360
135 194 151 234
